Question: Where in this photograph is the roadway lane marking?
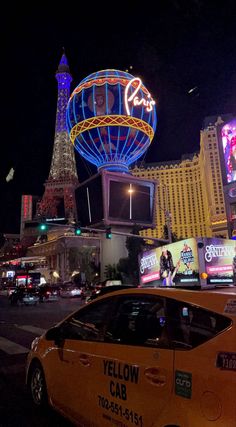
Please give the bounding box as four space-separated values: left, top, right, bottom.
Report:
0 337 29 354
15 325 45 335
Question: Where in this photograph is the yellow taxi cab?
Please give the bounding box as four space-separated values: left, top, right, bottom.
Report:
26 286 236 427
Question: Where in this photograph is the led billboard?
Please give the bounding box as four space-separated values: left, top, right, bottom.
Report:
139 238 200 287
221 119 236 183
139 237 236 287
203 237 235 284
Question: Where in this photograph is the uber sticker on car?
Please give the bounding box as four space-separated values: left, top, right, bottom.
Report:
175 370 192 399
98 359 144 426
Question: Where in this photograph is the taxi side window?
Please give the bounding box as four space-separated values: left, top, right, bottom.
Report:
105 295 170 348
62 299 113 342
166 298 232 349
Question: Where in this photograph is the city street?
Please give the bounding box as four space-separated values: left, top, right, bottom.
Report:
0 293 83 426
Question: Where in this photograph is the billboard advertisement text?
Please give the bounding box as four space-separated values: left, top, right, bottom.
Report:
139 238 199 286
203 238 236 284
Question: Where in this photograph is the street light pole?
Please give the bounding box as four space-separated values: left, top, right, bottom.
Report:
161 182 172 244
129 183 132 220
165 210 172 244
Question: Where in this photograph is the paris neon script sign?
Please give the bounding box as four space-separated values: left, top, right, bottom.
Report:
124 77 155 116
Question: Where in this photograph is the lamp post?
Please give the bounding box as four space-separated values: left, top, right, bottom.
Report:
165 210 172 244
162 182 172 244
129 183 133 220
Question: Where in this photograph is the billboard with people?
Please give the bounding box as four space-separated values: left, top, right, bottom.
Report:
139 238 199 287
203 237 236 285
139 238 236 288
220 119 236 183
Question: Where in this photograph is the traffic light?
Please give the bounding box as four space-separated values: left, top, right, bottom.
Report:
106 227 112 239
39 223 48 232
74 224 82 236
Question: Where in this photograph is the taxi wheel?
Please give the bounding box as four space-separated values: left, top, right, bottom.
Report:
28 361 48 408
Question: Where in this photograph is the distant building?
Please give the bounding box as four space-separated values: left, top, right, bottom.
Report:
132 115 232 240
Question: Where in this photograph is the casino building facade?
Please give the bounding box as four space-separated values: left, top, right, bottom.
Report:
132 115 234 241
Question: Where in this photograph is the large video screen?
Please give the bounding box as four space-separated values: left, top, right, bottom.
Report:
104 172 156 227
75 174 103 226
221 119 236 183
75 171 156 228
108 181 152 223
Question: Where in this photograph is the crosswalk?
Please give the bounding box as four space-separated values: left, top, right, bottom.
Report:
16 325 45 336
0 324 46 355
0 336 29 354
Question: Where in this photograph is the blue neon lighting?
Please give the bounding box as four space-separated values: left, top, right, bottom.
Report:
66 69 157 172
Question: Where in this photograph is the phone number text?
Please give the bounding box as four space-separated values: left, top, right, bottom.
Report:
98 395 143 426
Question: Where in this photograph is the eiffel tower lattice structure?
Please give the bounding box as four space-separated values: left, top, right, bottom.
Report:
37 51 79 221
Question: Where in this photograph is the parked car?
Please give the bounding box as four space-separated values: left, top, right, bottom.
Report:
60 284 83 298
26 285 236 426
38 285 60 302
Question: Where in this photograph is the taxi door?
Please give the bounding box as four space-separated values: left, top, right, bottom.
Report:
167 298 236 427
43 338 96 425
44 297 114 425
85 294 175 427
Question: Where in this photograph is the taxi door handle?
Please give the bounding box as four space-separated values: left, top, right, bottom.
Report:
79 353 91 367
144 367 166 386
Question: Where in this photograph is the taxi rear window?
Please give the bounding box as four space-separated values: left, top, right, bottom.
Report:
166 299 232 349
104 295 232 349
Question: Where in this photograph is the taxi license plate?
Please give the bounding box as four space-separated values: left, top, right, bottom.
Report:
216 352 236 371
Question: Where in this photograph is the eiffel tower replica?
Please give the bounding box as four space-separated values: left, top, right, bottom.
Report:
37 50 78 222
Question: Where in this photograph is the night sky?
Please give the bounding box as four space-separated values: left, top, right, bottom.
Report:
1 1 236 233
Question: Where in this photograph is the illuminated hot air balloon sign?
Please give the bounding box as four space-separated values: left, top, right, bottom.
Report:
66 70 157 173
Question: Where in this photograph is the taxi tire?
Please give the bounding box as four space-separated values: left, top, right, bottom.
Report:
28 360 48 409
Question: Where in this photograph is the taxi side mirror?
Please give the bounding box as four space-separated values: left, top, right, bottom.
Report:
45 326 64 346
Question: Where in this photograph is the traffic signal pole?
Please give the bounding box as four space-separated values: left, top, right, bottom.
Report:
41 221 168 244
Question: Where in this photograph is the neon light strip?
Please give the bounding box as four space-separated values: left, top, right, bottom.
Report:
80 84 102 162
105 81 113 157
125 94 148 163
97 162 129 171
70 76 151 98
92 72 108 161
69 115 154 143
120 95 138 160
125 135 146 164
79 69 133 84
115 73 122 160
